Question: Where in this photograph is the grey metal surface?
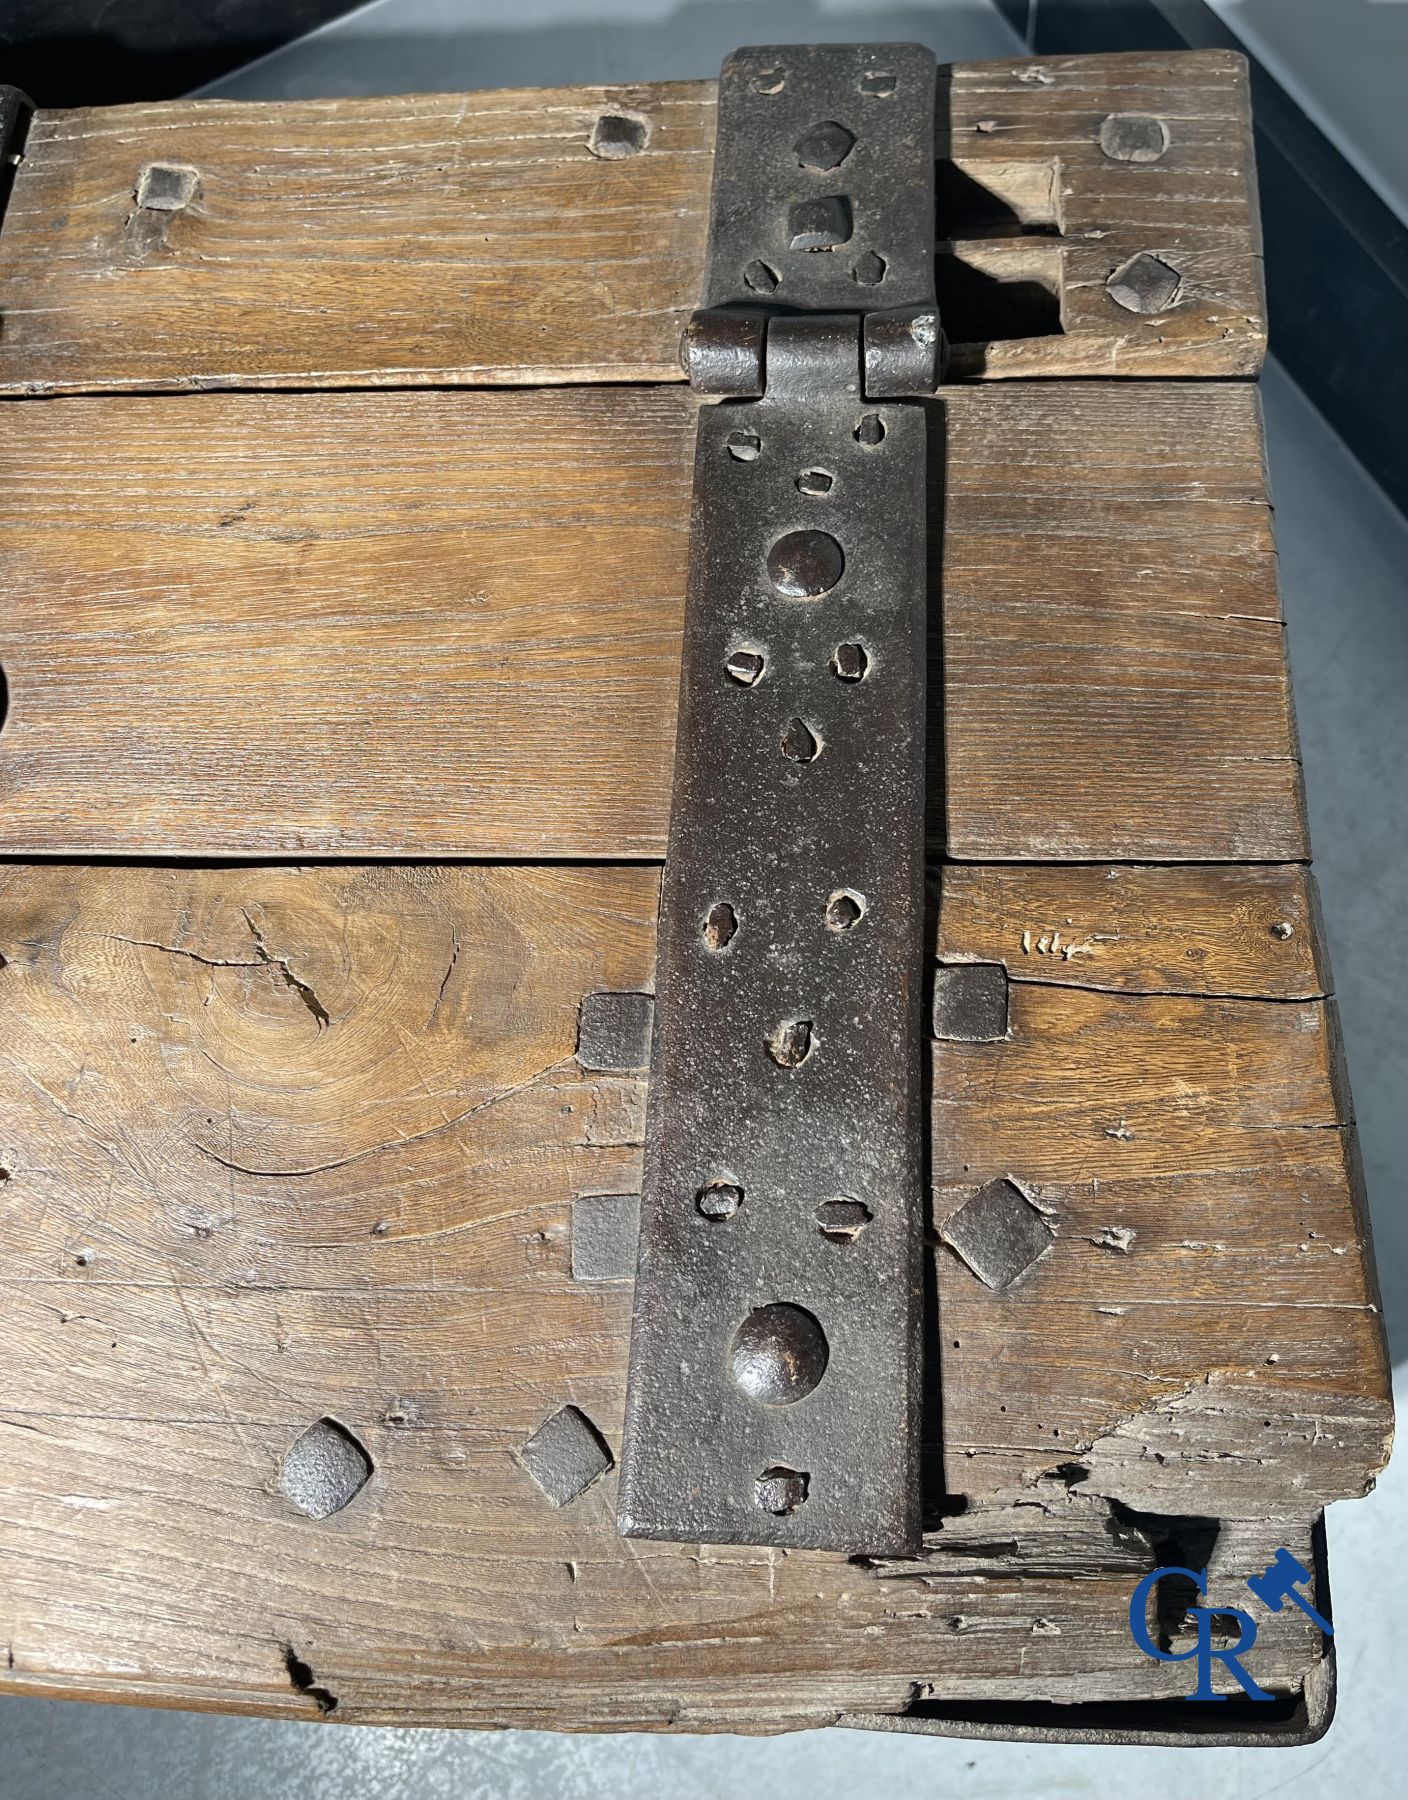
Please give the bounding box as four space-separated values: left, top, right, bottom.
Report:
0 85 32 223
700 43 935 318
618 43 936 1558
617 305 929 1555
274 1418 374 1521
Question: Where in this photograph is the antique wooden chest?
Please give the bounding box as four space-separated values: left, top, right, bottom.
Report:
0 45 1390 1743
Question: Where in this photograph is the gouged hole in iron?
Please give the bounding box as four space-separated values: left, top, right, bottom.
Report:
831 641 869 682
768 1018 814 1068
696 1179 743 1221
726 429 762 462
588 113 649 158
725 646 766 686
815 1196 874 1242
756 1465 810 1514
703 901 739 950
753 67 786 95
859 71 897 97
781 718 822 763
797 467 834 497
744 258 780 294
825 890 865 932
855 414 885 446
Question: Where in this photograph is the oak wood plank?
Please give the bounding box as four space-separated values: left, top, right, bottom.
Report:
0 860 1356 1727
0 381 1301 861
935 863 1328 997
0 84 716 394
0 53 1263 395
941 50 1264 377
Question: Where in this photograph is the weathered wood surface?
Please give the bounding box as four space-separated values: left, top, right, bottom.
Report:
0 82 716 394
938 50 1264 377
0 52 1262 395
0 861 1381 1725
0 380 1300 861
930 862 1387 1507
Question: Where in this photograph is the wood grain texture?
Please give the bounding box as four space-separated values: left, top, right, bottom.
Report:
937 381 1302 860
941 51 1265 377
934 863 1328 997
932 862 1388 1509
0 862 1380 1725
0 83 715 394
0 53 1263 395
0 381 1300 861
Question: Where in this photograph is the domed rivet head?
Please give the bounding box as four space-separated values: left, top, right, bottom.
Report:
766 530 844 598
729 1303 829 1404
794 120 855 171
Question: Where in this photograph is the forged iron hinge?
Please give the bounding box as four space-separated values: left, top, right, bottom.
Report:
0 87 33 227
617 44 939 1556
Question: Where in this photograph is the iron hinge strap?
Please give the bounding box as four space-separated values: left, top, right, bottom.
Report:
617 44 939 1556
0 87 33 229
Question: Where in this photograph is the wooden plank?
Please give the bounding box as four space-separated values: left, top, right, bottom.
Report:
931 863 1388 1509
935 863 1329 997
0 380 1301 861
941 51 1265 377
0 84 715 395
0 862 1382 1725
0 53 1263 395
937 381 1303 860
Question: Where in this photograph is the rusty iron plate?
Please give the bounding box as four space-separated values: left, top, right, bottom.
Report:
616 309 928 1554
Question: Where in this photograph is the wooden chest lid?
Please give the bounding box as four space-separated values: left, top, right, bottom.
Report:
0 47 1387 1744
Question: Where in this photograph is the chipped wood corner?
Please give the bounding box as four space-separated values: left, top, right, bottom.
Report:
931 861 1393 1520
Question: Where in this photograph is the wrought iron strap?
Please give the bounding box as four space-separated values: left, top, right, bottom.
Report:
702 43 937 324
0 87 33 226
617 41 937 1558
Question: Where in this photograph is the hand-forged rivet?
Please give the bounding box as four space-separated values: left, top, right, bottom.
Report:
831 642 868 681
780 718 822 764
815 1196 874 1241
730 1303 829 1403
767 1017 815 1065
825 889 865 930
794 120 856 171
756 1464 810 1513
767 529 844 597
697 1180 744 1220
